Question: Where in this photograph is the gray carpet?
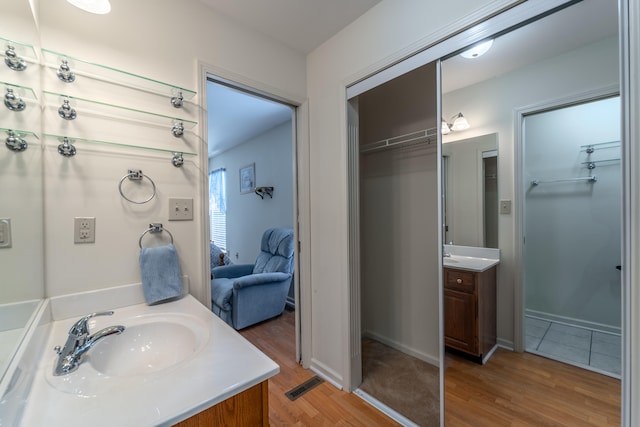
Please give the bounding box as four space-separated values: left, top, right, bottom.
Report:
360 338 440 426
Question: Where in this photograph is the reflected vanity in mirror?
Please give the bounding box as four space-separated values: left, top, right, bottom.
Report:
0 0 44 384
442 133 498 249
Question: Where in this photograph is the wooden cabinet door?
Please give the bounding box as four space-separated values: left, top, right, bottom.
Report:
444 288 477 354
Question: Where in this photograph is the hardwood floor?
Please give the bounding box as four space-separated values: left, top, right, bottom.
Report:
241 311 621 426
239 309 400 426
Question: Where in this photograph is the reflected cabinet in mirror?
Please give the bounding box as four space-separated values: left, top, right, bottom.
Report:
441 0 622 425
0 0 44 384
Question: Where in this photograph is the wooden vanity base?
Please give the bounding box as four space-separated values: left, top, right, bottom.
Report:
174 380 269 427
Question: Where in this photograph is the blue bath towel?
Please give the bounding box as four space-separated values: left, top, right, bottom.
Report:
140 243 183 305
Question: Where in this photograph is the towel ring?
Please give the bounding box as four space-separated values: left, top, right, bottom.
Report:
118 169 157 204
139 223 174 248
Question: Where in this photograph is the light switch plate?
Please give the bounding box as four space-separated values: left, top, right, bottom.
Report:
0 218 12 248
169 198 194 221
499 200 512 215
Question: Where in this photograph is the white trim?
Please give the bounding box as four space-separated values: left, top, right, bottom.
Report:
346 0 575 99
620 0 635 425
525 310 622 336
353 389 420 427
309 358 344 390
197 60 312 369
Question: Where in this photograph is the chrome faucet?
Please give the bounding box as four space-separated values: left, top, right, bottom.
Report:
53 311 125 376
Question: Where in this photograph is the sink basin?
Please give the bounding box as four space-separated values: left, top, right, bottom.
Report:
88 314 208 377
45 312 210 396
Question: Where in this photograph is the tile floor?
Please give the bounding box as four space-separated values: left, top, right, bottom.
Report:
525 316 621 377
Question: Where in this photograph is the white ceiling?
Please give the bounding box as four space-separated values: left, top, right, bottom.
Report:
198 0 383 54
207 82 292 157
205 0 618 158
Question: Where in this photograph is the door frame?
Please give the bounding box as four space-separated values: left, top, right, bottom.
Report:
197 61 311 365
512 84 621 353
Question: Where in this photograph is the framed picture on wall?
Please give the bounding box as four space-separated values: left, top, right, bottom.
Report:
239 163 255 194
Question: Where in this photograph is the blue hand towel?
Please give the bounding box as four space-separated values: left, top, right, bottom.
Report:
140 243 183 305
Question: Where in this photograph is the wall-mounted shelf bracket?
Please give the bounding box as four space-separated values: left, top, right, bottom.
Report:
255 186 274 199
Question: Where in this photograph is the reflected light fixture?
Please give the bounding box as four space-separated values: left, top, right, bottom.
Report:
442 113 470 134
66 0 111 14
460 39 494 59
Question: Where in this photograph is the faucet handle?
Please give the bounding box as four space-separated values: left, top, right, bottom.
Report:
69 311 115 336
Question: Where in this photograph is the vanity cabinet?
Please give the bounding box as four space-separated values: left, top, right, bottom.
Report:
174 380 269 427
443 266 497 362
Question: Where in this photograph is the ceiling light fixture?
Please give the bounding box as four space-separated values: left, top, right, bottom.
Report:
460 39 494 59
66 0 111 14
442 113 470 135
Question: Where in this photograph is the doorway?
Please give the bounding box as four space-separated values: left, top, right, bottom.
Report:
205 75 301 361
522 95 621 377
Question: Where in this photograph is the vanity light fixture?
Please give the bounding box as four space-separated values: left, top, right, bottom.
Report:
66 0 112 14
460 39 494 59
441 113 470 134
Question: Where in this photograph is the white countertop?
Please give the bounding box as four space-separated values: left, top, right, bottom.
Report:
443 245 500 272
18 294 279 427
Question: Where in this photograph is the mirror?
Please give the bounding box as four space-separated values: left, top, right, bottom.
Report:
0 0 44 383
441 0 621 424
442 133 498 248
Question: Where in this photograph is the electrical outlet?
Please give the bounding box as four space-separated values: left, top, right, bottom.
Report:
168 198 194 221
74 217 95 243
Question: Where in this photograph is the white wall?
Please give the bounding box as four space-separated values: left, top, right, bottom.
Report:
208 121 294 264
361 145 440 365
443 36 619 347
0 0 43 303
524 97 621 330
34 0 305 305
306 0 519 387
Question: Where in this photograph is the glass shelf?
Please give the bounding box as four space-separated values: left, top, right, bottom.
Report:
581 158 620 168
41 48 196 102
580 140 620 152
0 37 39 66
2 81 37 101
43 91 197 131
1 127 39 139
43 133 196 157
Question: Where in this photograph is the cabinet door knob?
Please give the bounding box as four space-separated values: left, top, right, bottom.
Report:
456 278 462 284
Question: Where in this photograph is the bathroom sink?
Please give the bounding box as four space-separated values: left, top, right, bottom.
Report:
88 313 209 377
46 312 210 396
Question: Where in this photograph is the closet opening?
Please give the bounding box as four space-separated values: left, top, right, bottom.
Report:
349 61 441 426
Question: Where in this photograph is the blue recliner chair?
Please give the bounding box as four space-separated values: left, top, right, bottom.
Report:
211 227 294 330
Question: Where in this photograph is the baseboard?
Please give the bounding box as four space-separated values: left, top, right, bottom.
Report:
525 309 621 335
309 359 344 390
362 330 440 368
497 338 514 350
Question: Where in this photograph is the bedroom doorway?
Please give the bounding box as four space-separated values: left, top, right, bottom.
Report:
205 74 302 362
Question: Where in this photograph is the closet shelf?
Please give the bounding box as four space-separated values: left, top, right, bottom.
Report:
43 133 197 157
2 81 38 101
1 37 38 66
43 90 197 131
41 48 196 102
